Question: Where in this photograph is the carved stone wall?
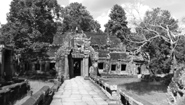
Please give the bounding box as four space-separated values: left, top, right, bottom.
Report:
55 32 97 79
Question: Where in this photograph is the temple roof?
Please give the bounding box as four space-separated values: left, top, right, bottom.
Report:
85 32 108 45
110 52 129 61
98 50 109 58
53 32 122 48
52 32 126 60
109 36 122 48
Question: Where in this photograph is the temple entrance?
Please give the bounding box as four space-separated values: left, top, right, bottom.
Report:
73 58 82 77
137 66 141 74
3 49 13 81
68 56 83 79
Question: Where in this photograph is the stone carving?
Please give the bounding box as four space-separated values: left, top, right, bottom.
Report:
55 32 98 79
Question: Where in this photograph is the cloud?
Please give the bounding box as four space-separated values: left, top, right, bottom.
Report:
182 17 185 23
71 0 130 18
178 17 185 34
0 0 12 24
95 2 151 32
69 0 84 3
122 3 151 32
122 3 150 21
95 10 110 31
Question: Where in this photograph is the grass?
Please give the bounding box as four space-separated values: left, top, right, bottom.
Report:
100 77 169 105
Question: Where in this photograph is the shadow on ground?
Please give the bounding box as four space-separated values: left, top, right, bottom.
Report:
119 81 168 95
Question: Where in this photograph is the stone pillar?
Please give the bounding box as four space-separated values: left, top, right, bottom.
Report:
82 58 85 77
81 59 83 76
0 49 3 78
83 57 89 77
45 61 48 71
64 55 69 79
39 61 42 71
32 62 35 71
117 62 121 73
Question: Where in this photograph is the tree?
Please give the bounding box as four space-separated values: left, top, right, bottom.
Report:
61 2 101 33
1 0 60 64
104 4 130 43
126 7 185 104
121 6 185 104
142 38 171 74
125 8 181 75
90 20 102 33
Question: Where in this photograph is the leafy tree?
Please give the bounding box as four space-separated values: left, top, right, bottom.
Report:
143 38 171 74
1 0 60 63
127 8 185 104
90 20 102 33
175 37 185 63
61 2 101 33
104 4 130 42
127 8 181 75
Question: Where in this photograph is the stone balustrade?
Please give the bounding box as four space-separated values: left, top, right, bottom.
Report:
0 79 30 105
89 75 154 105
22 81 62 105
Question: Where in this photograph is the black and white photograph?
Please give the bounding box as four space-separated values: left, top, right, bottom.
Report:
0 0 185 105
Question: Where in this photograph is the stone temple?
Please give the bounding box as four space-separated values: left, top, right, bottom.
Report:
54 32 149 79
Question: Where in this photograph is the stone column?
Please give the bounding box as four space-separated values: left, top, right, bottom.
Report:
81 59 83 76
32 62 35 71
0 49 3 77
82 58 85 77
45 61 49 71
64 55 69 79
39 61 42 71
117 62 121 73
83 57 89 77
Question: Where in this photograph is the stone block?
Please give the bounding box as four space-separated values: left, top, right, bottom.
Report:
62 102 75 105
75 101 88 105
82 97 94 101
85 100 97 105
50 100 62 105
95 100 108 105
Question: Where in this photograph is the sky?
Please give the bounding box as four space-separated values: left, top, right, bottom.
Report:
0 0 185 31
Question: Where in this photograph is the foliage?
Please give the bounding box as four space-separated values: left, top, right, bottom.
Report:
104 4 130 43
0 0 60 62
174 36 185 63
129 8 185 103
133 8 179 75
143 38 171 74
60 2 102 33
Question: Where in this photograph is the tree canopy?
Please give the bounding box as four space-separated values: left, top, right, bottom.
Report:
0 0 60 61
135 8 179 74
104 4 130 42
60 2 101 33
125 7 185 104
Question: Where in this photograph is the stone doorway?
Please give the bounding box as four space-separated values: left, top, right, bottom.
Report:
73 58 82 77
137 66 141 74
50 63 55 70
3 49 13 81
